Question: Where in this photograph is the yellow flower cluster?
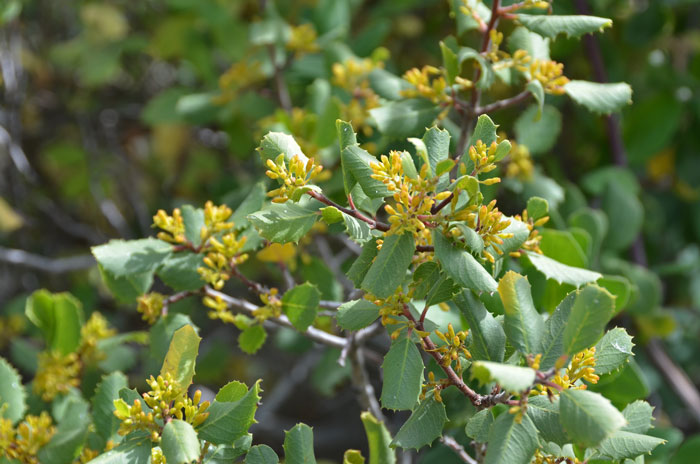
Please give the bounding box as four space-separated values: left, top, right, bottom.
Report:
0 314 25 349
364 290 411 328
286 23 319 56
113 373 210 441
152 208 186 244
137 292 165 325
432 323 471 372
151 448 166 464
401 66 455 104
504 141 534 180
486 30 510 63
370 151 448 236
80 312 117 364
0 412 55 464
511 208 549 257
253 288 283 322
265 153 323 203
217 60 264 104
203 294 237 324
421 371 449 403
527 59 569 95
533 449 582 464
451 200 513 263
536 348 599 395
332 57 383 135
466 140 502 183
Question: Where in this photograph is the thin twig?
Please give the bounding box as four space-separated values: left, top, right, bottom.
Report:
440 435 478 464
349 347 385 422
475 89 532 115
0 247 95 273
307 190 389 232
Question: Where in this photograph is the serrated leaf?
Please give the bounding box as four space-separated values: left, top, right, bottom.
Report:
411 262 458 306
347 239 379 287
160 325 201 392
565 80 632 114
471 361 536 392
91 238 172 278
0 357 26 424
336 120 358 151
526 251 602 287
84 431 151 464
594 328 634 375
248 202 319 244
92 372 128 440
258 132 307 163
245 445 279 464
433 232 498 294
238 325 267 354
161 420 200 464
559 389 626 448
25 290 84 355
369 99 442 139
563 285 615 355
157 252 204 291
38 393 91 464
283 423 316 464
361 233 414 299
517 14 612 39
360 412 396 464
527 396 569 446
621 401 654 434
538 292 575 370
468 114 498 148
465 409 493 442
282 283 320 332
381 337 424 411
484 413 538 464
454 290 505 362
341 145 391 198
597 431 665 460
198 380 262 445
216 381 248 403
498 271 544 355
391 397 447 450
336 300 380 331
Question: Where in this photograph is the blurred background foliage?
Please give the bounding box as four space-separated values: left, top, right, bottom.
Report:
1 0 700 461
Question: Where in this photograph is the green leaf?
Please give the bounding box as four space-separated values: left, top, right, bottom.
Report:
498 271 544 355
160 324 201 392
198 380 262 445
216 381 249 403
360 411 396 464
248 202 319 244
0 357 26 424
517 14 612 39
380 337 424 411
92 238 172 278
563 285 615 355
508 26 550 60
454 290 505 362
157 252 205 291
361 233 415 299
370 99 442 139
602 180 643 251
347 239 379 287
564 80 632 114
423 126 451 189
98 264 152 303
621 401 654 434
25 290 84 355
369 68 411 100
527 395 569 446
440 41 458 85
594 328 634 375
538 292 575 370
83 431 151 464
433 232 498 294
484 413 538 464
238 325 267 354
514 104 562 156
598 275 632 313
526 251 602 287
181 205 205 246
341 145 391 198
527 197 549 221
597 431 665 460
230 182 268 232
471 361 536 393
452 0 491 34
343 215 373 245
411 262 458 306
150 314 198 367
245 445 280 464
336 300 380 331
343 449 365 464
92 371 128 440
526 80 545 117
559 389 626 448
258 132 308 164
465 409 493 442
467 114 498 149
336 120 358 151
493 217 530 257
321 206 343 224
38 393 91 464
283 423 317 464
391 397 447 450
282 283 321 332
161 420 201 464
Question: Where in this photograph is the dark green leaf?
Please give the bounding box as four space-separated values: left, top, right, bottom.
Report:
84 431 151 464
245 445 279 464
283 423 317 464
341 145 391 198
248 202 319 244
238 325 267 355
538 292 575 370
465 409 493 443
91 238 172 278
347 239 379 287
433 232 498 294
198 380 262 445
559 389 626 447
563 285 615 355
361 234 414 299
484 413 538 464
157 252 204 291
369 99 442 139
391 397 447 450
380 337 424 411
282 283 321 332
597 431 665 460
527 395 569 446
92 372 128 440
498 271 544 355
594 328 634 375
454 290 505 362
336 300 380 331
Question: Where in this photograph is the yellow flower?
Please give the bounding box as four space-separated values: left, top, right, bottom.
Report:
33 351 81 401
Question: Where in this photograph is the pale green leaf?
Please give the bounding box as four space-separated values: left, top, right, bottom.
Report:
471 361 536 393
508 26 550 60
597 431 665 460
282 283 320 332
602 180 644 251
517 14 612 39
369 99 442 139
343 215 373 245
245 445 279 464
91 238 172 278
527 395 569 446
594 328 634 375
230 182 267 231
621 401 654 434
498 271 544 355
433 232 498 294
248 202 319 244
25 290 84 355
181 205 205 246
0 357 26 424
565 80 632 114
341 145 391 198
238 325 267 355
283 423 316 464
559 389 626 448
514 104 561 156
563 285 615 355
391 397 447 450
336 300 380 331
360 411 396 464
258 132 307 163
467 114 498 148
538 292 575 370
526 251 602 287
198 380 262 445
347 239 379 287
361 233 414 299
160 325 201 392
380 337 424 411
92 372 128 440
484 413 538 464
161 420 201 464
83 431 151 464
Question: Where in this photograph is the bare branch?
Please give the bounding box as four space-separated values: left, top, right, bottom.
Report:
0 247 95 273
440 435 478 464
